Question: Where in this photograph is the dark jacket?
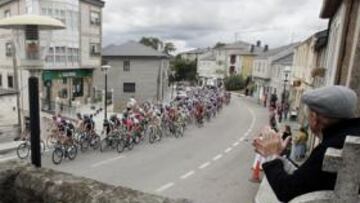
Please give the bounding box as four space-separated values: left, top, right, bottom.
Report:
263 118 360 202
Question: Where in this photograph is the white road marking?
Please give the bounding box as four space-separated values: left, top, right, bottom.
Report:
233 142 239 147
225 147 232 153
239 137 245 142
199 162 211 169
180 170 195 179
91 155 125 168
156 182 175 193
213 154 223 161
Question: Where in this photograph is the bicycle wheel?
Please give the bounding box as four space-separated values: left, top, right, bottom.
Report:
117 139 125 153
17 142 30 159
67 145 77 160
127 138 134 151
52 147 63 165
80 136 89 152
149 128 155 144
100 138 109 152
91 135 101 150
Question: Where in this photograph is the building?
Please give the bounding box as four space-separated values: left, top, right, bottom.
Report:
320 0 360 114
96 41 170 111
178 48 211 62
291 30 328 124
0 88 17 135
0 0 105 123
252 43 298 103
197 40 265 85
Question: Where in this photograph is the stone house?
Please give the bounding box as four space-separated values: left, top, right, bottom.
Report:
252 43 298 103
0 0 104 126
197 40 265 85
291 30 328 127
178 48 211 62
95 41 170 112
320 0 360 114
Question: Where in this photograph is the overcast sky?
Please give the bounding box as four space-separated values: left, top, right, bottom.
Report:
102 0 328 53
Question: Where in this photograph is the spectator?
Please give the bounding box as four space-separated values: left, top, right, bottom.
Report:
269 106 278 132
263 93 268 107
293 127 308 161
283 102 289 120
281 125 292 158
270 91 278 108
253 86 360 202
277 102 283 123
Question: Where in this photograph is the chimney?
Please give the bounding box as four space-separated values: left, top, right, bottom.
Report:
264 44 269 52
250 44 255 53
256 40 261 47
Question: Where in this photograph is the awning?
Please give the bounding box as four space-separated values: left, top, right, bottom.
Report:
43 69 93 81
0 15 65 30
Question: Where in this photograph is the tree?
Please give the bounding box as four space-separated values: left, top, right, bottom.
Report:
164 42 176 54
224 74 245 91
139 37 162 50
171 56 197 82
214 42 226 49
139 37 176 54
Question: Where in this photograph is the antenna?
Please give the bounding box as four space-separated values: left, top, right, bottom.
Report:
234 32 239 42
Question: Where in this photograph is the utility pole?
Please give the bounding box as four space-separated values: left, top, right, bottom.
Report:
12 41 22 134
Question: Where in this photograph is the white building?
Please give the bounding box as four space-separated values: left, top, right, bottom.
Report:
252 43 298 102
0 0 104 127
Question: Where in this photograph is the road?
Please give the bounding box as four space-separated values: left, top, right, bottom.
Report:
2 95 269 203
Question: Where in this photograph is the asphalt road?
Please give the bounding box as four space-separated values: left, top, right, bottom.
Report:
4 95 269 203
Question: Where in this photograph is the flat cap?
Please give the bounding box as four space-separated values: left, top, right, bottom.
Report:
302 85 358 119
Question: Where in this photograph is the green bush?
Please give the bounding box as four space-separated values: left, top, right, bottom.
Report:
224 74 245 91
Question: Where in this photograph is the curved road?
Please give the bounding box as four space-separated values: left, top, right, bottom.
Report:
41 95 268 203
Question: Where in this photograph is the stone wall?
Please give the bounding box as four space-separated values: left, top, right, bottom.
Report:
0 160 191 203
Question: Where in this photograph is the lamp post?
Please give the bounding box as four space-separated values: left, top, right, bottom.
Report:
101 65 111 120
0 15 65 168
282 66 291 104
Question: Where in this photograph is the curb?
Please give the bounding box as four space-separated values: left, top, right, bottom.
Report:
0 141 21 154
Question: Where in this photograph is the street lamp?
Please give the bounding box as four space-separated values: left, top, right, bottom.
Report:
101 64 111 120
0 15 65 168
282 66 291 104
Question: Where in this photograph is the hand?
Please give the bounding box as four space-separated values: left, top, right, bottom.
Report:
252 126 291 157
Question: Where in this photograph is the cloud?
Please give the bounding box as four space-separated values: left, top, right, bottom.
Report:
102 0 328 53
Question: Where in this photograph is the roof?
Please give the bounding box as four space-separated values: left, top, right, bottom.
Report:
80 0 105 7
315 30 328 51
320 0 342 18
180 48 211 55
256 43 299 59
217 40 265 55
272 53 294 66
202 53 216 61
103 41 169 58
0 88 17 97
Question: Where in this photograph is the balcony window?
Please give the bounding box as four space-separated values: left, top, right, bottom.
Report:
5 42 12 57
123 60 130 72
90 11 101 25
230 55 236 64
90 43 100 57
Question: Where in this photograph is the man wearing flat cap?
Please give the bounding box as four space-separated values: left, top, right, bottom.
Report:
253 85 360 202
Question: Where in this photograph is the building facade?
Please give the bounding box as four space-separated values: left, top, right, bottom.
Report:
0 0 104 120
252 43 298 103
320 0 360 114
96 41 170 112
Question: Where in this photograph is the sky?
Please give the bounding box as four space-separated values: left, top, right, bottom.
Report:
102 0 328 54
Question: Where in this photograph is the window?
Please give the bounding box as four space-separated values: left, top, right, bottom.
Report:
90 11 100 25
62 78 67 84
5 42 12 57
7 75 13 88
123 83 135 93
58 88 68 99
230 55 236 64
123 60 130 72
4 9 10 18
72 78 84 97
0 74 2 87
90 43 100 56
